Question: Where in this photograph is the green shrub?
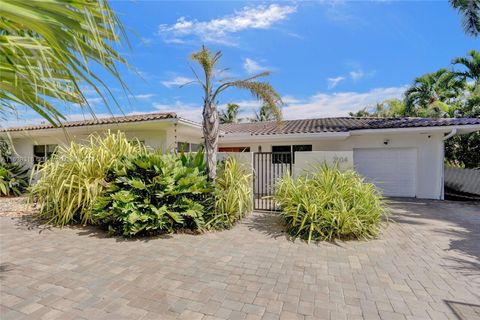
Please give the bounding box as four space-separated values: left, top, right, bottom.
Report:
0 163 29 196
93 151 212 236
30 131 146 225
0 140 29 196
206 157 252 230
275 164 388 243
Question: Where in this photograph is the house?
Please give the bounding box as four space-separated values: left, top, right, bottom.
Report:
1 113 479 201
219 117 480 200
0 112 202 167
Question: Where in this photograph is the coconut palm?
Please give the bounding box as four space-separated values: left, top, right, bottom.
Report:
450 0 480 37
219 103 240 124
452 50 480 94
0 0 129 126
404 69 465 117
253 105 276 122
189 46 282 180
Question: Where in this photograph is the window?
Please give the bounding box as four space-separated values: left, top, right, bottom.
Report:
218 147 250 152
33 144 57 164
272 145 291 164
272 145 312 164
190 143 201 152
177 142 203 152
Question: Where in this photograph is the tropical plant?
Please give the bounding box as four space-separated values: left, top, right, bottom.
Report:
0 0 129 126
0 163 29 196
275 164 388 243
452 50 480 94
30 131 145 225
219 103 240 124
404 69 465 117
0 139 28 196
450 0 480 37
349 99 406 118
445 132 480 169
93 151 212 236
188 46 282 180
205 157 252 230
253 105 277 122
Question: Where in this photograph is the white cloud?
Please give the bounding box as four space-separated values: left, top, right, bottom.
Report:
349 70 364 81
161 76 196 88
158 4 297 45
243 58 268 74
153 101 202 122
282 86 407 119
349 69 375 82
327 76 345 89
128 94 155 100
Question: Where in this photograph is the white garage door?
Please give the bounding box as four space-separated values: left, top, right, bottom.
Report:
354 148 417 197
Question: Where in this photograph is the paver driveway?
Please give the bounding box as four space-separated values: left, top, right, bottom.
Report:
1 199 479 320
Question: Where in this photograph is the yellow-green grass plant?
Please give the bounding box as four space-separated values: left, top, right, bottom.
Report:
275 163 388 243
206 157 252 229
30 131 146 225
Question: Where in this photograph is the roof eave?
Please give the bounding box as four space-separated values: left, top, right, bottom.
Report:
220 131 351 143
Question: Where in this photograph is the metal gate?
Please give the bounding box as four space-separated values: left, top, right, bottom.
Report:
253 152 292 211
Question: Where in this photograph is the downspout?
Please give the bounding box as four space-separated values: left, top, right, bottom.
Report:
440 128 458 200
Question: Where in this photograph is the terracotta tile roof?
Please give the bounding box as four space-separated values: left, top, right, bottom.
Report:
0 112 177 132
220 117 480 136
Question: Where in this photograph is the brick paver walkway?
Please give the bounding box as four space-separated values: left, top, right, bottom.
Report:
1 199 479 320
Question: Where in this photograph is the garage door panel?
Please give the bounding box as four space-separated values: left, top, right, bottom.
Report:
354 148 417 197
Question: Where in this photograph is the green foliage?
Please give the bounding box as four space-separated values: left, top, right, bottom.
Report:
450 0 480 37
0 0 130 126
0 163 28 197
206 157 252 230
93 151 213 236
219 103 240 124
29 131 145 225
275 164 388 243
0 139 28 196
445 132 480 169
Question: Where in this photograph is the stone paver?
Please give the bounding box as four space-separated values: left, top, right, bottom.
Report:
1 199 479 319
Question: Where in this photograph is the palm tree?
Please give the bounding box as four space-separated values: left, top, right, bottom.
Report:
189 46 282 180
253 105 276 122
404 69 465 117
450 0 480 37
452 50 480 94
219 103 240 124
0 0 129 126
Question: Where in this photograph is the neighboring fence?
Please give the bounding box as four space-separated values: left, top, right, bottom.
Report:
444 167 480 200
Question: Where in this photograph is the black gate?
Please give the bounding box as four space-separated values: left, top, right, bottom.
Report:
253 152 292 211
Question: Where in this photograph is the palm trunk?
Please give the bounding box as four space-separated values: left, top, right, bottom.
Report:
203 101 219 181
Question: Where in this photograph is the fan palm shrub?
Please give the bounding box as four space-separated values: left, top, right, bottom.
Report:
205 157 252 230
30 131 145 225
275 164 388 243
93 151 212 236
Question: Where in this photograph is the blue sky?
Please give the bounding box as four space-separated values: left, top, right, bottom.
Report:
3 0 478 126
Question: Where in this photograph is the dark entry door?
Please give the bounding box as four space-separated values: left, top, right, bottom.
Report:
252 152 292 211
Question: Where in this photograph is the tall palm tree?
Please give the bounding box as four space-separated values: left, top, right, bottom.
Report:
189 46 282 180
253 105 276 122
0 0 129 126
450 0 480 37
452 50 480 94
404 69 465 117
219 103 240 124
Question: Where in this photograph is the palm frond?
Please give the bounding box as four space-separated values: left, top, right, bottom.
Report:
0 0 130 126
450 0 480 36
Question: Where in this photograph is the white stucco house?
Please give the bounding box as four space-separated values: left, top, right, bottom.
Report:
1 112 479 201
